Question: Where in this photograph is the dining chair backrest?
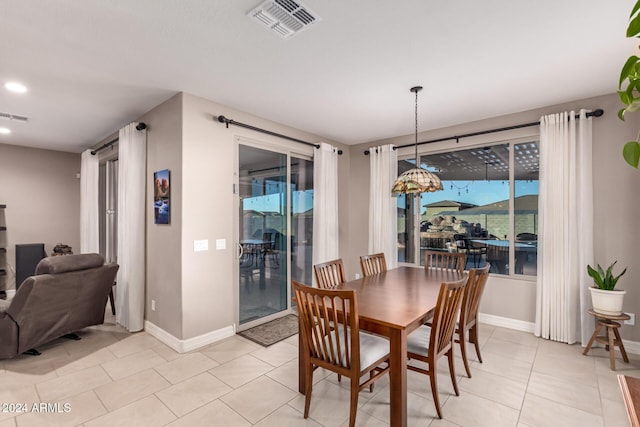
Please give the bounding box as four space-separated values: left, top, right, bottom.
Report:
429 277 468 359
359 253 387 277
456 263 490 378
293 280 390 427
293 280 359 372
424 250 466 274
314 259 346 289
460 264 490 332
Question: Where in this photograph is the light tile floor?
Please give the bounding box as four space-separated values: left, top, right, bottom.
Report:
0 310 635 426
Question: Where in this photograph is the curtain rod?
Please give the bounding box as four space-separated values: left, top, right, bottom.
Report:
216 115 343 155
364 108 604 155
91 122 147 155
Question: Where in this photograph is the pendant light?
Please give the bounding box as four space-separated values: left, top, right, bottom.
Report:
391 86 443 194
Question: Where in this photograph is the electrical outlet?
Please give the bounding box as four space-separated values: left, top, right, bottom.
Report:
151 300 156 311
625 313 635 326
355 273 361 279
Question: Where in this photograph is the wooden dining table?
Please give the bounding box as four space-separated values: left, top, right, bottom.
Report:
298 266 466 427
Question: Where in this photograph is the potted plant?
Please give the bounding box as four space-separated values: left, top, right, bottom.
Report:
587 261 628 315
619 0 640 167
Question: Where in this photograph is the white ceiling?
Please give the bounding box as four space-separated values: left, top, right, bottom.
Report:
0 0 635 153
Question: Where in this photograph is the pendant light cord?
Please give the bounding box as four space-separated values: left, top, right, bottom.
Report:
414 88 419 163
410 86 422 164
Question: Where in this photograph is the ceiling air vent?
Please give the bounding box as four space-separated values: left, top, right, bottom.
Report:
248 0 321 39
0 112 29 122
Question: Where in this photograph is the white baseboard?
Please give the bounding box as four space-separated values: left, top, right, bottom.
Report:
623 339 640 355
478 313 640 354
144 321 235 353
478 313 536 333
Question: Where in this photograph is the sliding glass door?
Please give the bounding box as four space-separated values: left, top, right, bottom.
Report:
290 156 313 288
237 145 289 327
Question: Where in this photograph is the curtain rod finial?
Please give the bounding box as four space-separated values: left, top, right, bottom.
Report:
216 115 229 128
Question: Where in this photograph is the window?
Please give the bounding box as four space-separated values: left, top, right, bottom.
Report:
397 140 539 277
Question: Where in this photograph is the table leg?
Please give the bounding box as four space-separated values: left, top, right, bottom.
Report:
389 328 407 427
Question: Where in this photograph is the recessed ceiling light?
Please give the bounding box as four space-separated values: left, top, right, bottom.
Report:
0 128 11 134
4 82 27 93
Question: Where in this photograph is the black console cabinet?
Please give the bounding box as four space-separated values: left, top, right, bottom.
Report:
16 243 46 290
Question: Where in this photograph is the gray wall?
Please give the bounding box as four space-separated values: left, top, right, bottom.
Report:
345 92 640 340
0 143 80 289
142 92 346 341
141 93 184 339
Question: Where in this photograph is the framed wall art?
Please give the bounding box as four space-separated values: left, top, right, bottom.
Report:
153 169 170 224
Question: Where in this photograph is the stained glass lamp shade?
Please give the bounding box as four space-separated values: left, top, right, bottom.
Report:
391 167 443 194
391 86 443 195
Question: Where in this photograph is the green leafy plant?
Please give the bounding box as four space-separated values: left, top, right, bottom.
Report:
587 261 627 291
619 0 640 167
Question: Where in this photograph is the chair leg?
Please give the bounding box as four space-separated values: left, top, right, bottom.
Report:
470 324 483 363
447 349 460 396
369 370 374 392
430 368 443 419
348 380 359 427
303 362 314 418
459 330 472 378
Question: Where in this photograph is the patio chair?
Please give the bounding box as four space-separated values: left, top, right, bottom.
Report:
453 234 486 268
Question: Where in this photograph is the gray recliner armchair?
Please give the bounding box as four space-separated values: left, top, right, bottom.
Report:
0 253 118 359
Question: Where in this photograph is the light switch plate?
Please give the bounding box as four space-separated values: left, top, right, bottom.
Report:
215 239 226 250
194 239 209 252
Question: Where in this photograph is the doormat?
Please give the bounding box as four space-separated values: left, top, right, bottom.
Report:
238 314 298 347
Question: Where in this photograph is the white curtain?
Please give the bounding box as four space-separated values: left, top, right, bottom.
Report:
116 123 147 332
312 142 339 280
535 110 593 344
80 149 99 254
368 144 398 269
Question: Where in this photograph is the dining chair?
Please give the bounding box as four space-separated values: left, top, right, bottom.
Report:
423 249 466 273
359 253 387 277
293 281 390 427
457 264 490 378
406 276 467 419
314 258 346 289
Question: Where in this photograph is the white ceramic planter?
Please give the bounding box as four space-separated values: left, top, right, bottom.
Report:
589 287 626 316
